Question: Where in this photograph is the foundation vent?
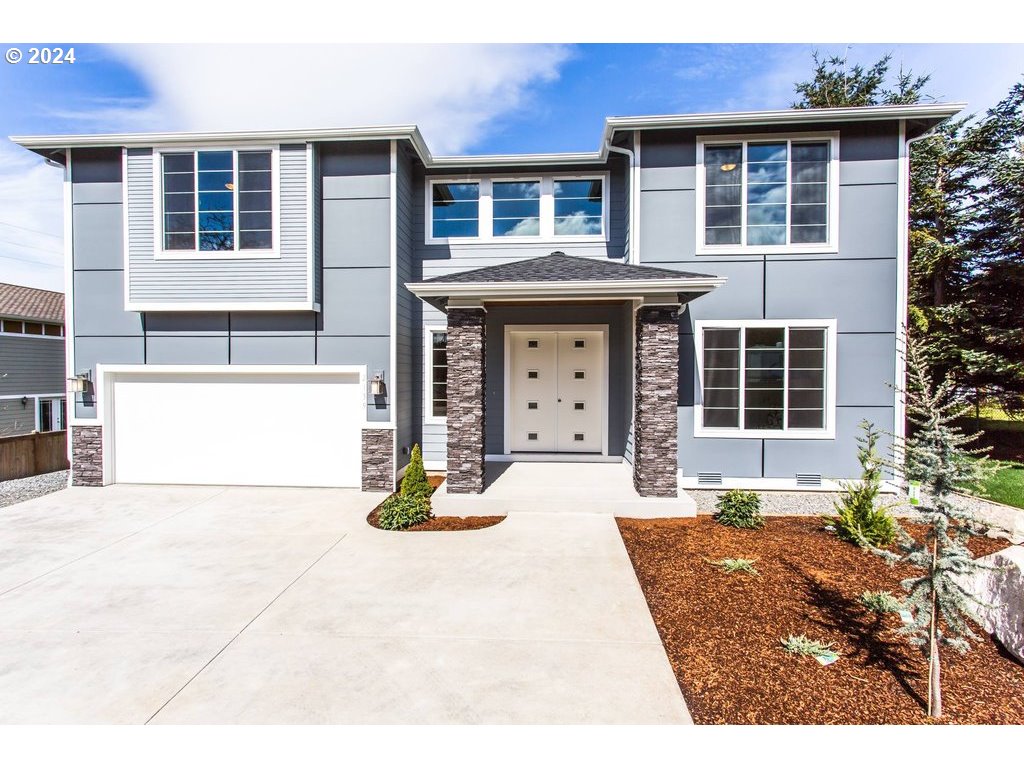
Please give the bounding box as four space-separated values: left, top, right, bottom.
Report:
697 472 723 485
796 473 823 487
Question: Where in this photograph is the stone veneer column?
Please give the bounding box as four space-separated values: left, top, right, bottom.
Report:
633 305 680 498
71 426 104 487
446 307 486 494
361 428 395 492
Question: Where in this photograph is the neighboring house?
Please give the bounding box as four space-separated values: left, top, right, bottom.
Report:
11 102 963 498
0 282 66 437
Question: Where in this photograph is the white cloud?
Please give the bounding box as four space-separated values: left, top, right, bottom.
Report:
0 142 64 292
107 44 571 154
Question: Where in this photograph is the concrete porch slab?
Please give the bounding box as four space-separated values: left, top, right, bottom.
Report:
431 461 696 518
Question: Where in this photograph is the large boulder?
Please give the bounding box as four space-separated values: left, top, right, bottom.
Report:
959 545 1024 664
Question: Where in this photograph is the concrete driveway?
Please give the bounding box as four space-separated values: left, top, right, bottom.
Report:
0 484 689 724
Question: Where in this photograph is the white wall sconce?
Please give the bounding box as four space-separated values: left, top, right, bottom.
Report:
370 372 386 396
67 370 92 394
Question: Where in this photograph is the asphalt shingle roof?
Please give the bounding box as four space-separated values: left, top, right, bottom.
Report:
422 252 716 284
0 282 65 324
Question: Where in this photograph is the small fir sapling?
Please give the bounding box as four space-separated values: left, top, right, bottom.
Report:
825 420 899 546
856 331 1000 719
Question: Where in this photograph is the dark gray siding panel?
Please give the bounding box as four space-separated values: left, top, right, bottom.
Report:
320 141 391 177
74 270 142 337
763 406 894 479
0 336 65 396
323 198 390 268
230 335 316 365
395 146 417 466
144 312 229 335
231 312 316 335
318 267 390 336
639 121 903 480
72 203 123 270
125 144 311 305
71 148 122 184
145 336 229 365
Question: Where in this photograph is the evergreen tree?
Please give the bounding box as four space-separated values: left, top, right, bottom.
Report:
859 333 998 719
399 443 432 500
826 420 898 547
792 51 930 108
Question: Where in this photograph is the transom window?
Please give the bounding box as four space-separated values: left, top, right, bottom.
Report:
427 330 448 419
699 135 836 251
161 149 274 253
697 321 835 437
1 318 63 337
428 175 607 242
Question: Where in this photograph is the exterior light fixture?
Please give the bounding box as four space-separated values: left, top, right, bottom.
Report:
720 163 737 172
370 373 385 396
67 370 91 394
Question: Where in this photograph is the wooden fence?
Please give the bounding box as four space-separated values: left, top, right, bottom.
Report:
0 430 69 482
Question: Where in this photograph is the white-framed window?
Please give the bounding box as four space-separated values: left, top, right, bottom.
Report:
154 147 278 257
696 132 839 254
426 173 608 244
694 319 837 439
424 326 448 423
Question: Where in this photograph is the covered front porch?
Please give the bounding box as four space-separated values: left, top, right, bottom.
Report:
407 252 724 515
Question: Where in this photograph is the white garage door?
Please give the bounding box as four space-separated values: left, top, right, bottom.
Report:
110 371 365 487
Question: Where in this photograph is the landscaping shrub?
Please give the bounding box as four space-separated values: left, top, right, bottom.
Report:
399 443 432 500
825 420 898 547
859 590 903 614
780 634 838 659
714 490 764 529
376 494 431 531
707 557 759 576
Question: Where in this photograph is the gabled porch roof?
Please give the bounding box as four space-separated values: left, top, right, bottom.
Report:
405 252 725 310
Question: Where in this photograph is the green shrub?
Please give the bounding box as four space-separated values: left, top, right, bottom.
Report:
707 557 760 576
825 420 898 547
400 443 432 500
859 590 904 614
377 494 431 531
780 634 838 658
714 490 764 529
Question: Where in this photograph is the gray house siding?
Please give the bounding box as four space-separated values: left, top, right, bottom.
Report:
124 144 313 306
0 336 65 396
394 144 418 469
639 121 902 480
68 141 394 425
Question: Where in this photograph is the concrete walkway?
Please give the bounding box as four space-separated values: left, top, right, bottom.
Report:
0 485 689 724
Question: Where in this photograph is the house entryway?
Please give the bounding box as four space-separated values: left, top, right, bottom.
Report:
506 326 607 455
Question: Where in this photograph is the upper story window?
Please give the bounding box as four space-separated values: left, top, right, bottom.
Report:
695 319 837 439
427 174 607 243
698 133 838 253
1 318 63 337
160 148 275 254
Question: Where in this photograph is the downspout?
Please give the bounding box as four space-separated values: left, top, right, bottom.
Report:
605 138 638 264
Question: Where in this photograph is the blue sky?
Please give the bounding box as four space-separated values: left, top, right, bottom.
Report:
1 42 1022 290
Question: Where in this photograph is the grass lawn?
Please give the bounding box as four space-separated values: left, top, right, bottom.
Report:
965 462 1024 509
617 516 1024 724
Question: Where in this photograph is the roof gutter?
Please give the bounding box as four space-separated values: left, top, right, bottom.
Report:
605 139 637 264
406 276 727 300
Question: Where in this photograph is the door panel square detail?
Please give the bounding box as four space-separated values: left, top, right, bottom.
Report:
574 370 585 380
528 401 538 410
527 370 539 379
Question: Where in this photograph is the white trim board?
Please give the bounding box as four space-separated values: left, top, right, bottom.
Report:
485 453 623 464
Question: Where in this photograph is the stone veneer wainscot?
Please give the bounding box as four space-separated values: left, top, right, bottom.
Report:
445 307 486 493
633 306 679 497
71 426 103 487
361 428 394 492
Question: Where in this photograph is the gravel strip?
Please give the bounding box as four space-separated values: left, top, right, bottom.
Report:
0 470 69 508
689 487 1024 541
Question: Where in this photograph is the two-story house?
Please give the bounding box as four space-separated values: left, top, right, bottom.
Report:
0 282 66 436
11 102 962 509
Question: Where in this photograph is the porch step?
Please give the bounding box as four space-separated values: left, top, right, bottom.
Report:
431 462 696 519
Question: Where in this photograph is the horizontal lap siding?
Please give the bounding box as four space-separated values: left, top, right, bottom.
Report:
0 336 65 396
126 145 310 304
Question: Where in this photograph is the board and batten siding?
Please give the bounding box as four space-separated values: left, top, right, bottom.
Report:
125 144 313 305
394 146 418 467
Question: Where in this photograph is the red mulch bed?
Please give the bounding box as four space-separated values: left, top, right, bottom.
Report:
366 474 505 532
616 515 1024 724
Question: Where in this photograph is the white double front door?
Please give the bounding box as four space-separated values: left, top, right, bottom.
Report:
508 328 606 453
